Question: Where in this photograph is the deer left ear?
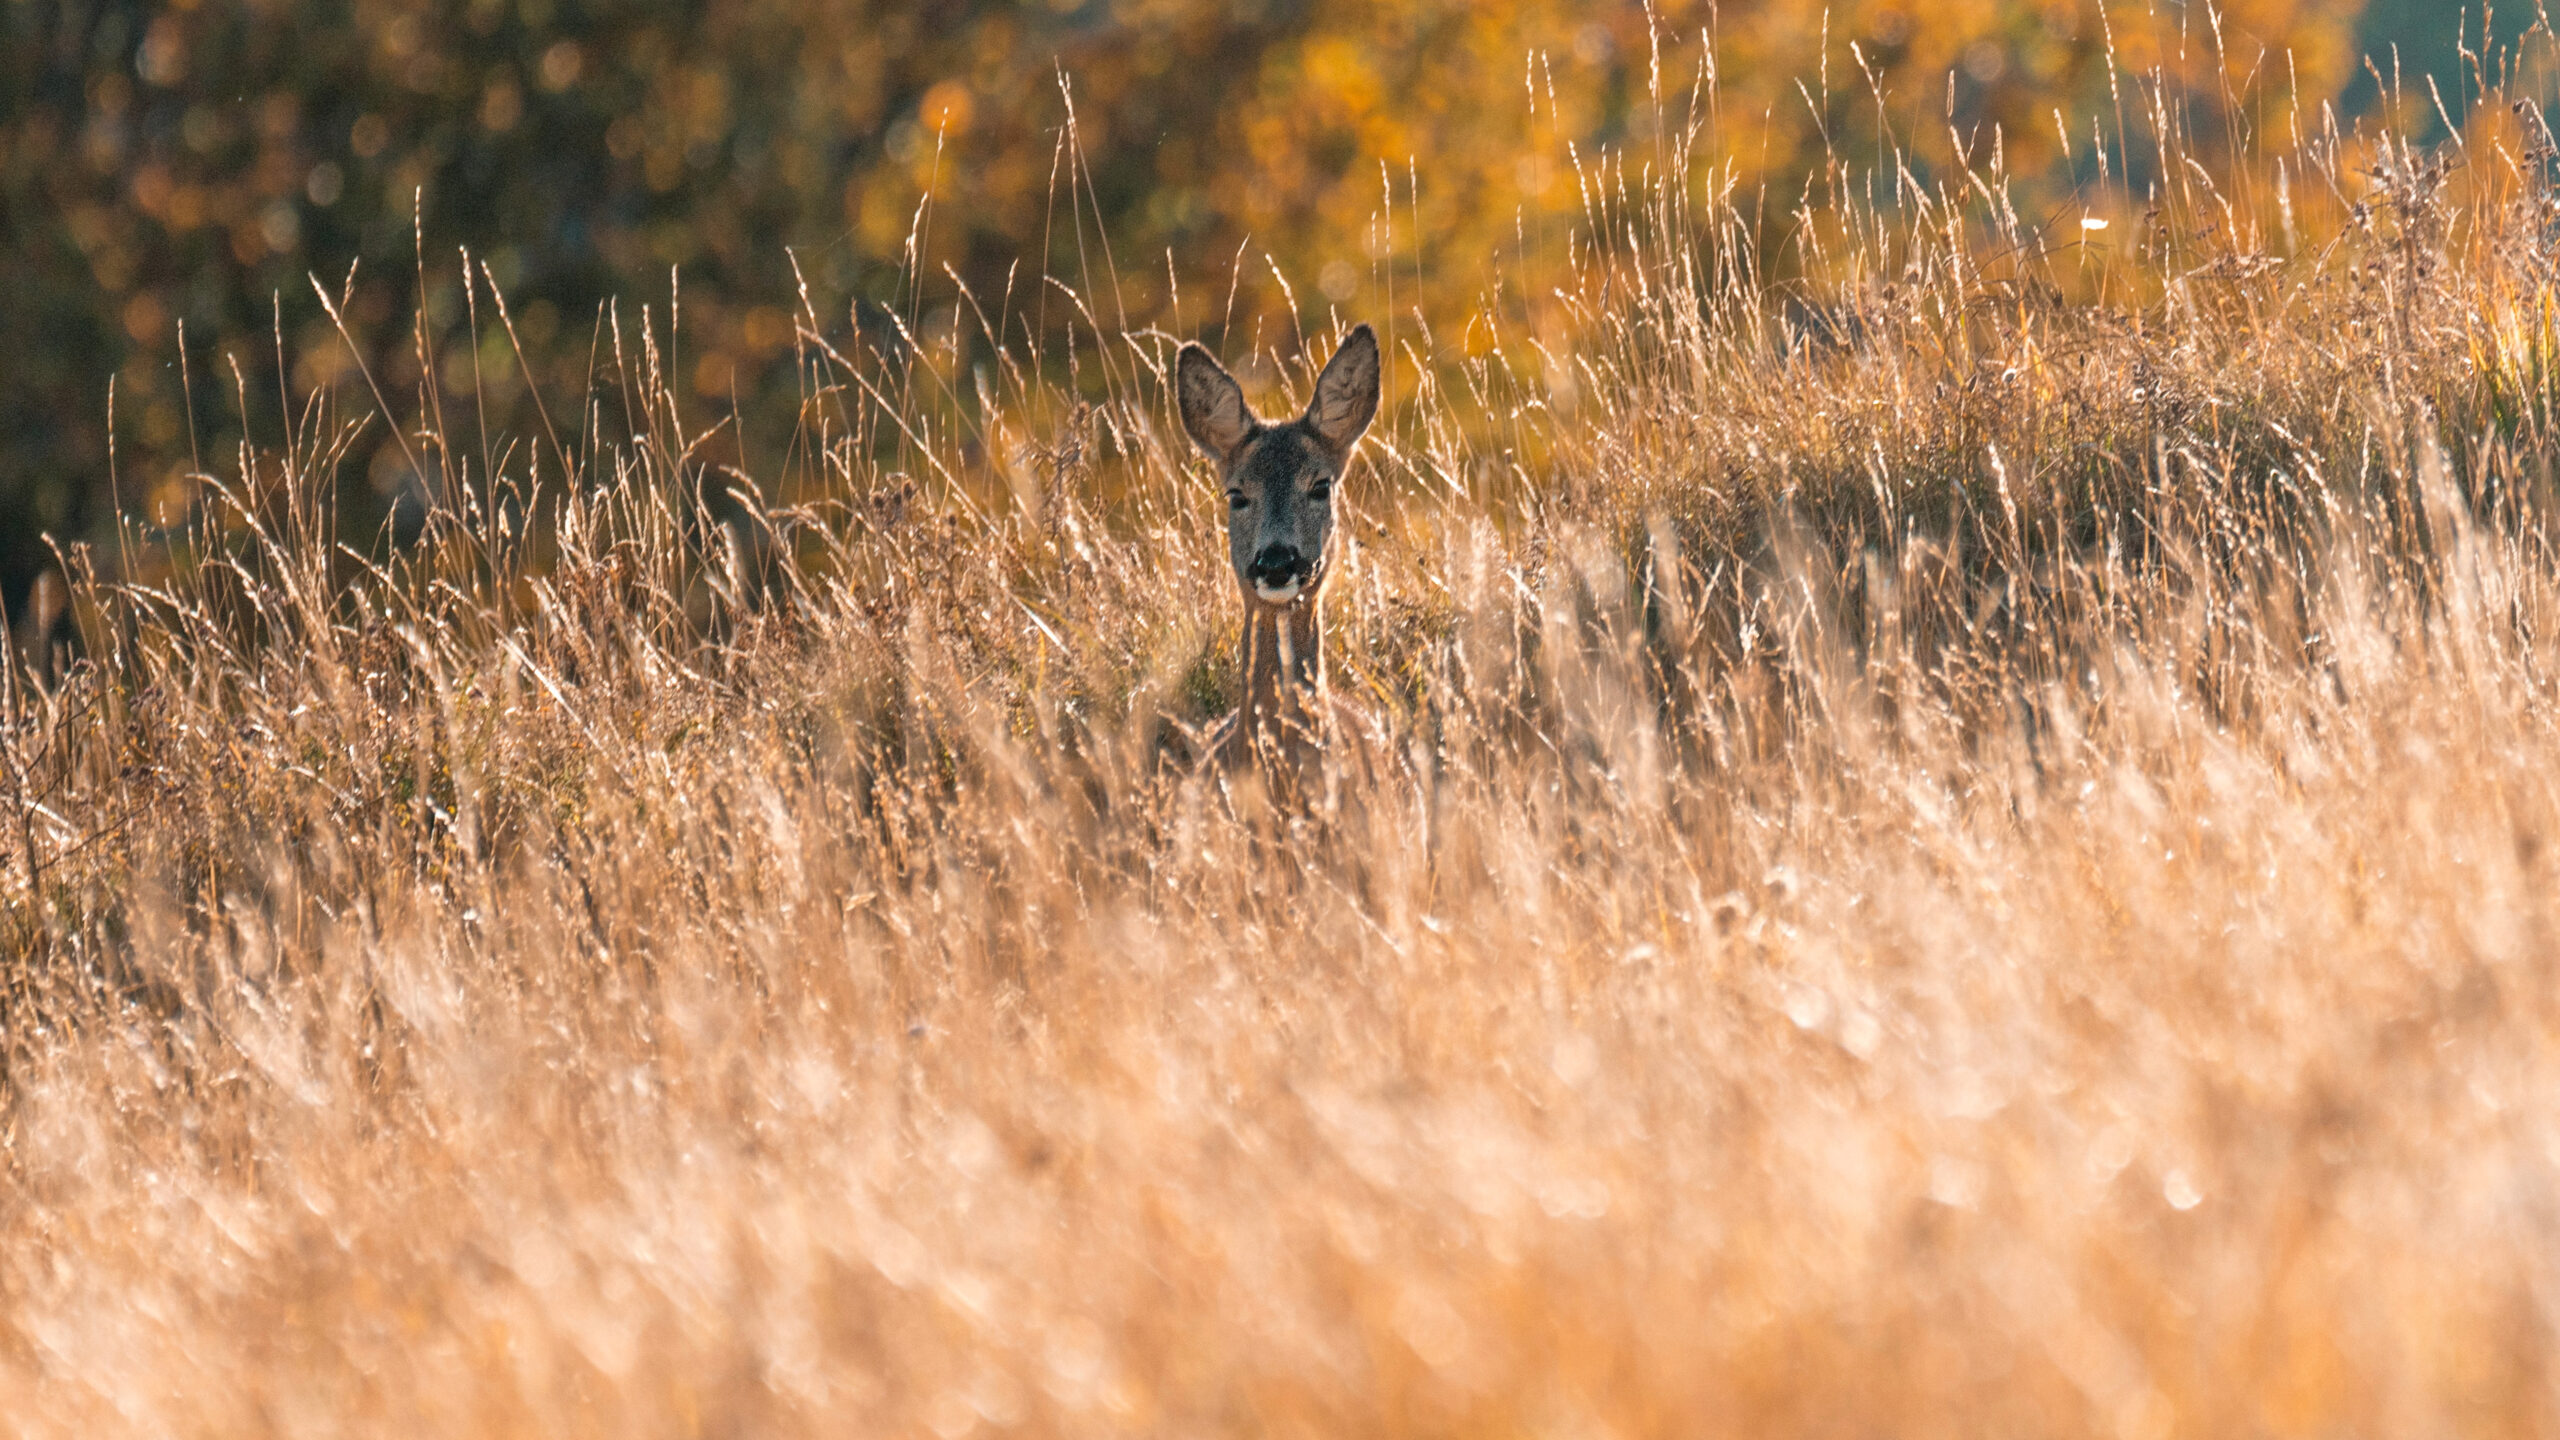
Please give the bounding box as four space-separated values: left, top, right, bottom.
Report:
1177 343 1256 463
1305 323 1380 453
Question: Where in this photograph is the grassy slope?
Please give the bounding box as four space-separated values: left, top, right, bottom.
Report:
6 53 2560 1439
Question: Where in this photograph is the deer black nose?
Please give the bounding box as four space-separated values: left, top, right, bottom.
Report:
1250 543 1303 582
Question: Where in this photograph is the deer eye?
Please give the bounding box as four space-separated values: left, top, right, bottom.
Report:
1227 490 1248 511
1308 480 1333 501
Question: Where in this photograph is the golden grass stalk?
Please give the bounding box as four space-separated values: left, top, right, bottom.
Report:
8 46 2560 1438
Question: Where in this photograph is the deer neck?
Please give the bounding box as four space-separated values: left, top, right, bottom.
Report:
1241 596 1322 738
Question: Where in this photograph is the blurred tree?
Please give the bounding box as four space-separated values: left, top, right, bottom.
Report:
2346 0 2529 131
1 0 2378 619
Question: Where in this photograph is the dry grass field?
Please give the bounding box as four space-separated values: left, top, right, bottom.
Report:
11 44 2560 1438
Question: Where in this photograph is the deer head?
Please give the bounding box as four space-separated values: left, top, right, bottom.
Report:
1175 325 1380 609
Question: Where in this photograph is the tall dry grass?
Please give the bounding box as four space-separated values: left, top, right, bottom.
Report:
10 36 2560 1437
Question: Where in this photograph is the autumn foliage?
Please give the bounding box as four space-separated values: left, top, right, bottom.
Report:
6 1 2373 606
24 3 2560 1435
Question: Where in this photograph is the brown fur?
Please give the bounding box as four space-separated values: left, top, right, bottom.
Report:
1175 326 1381 781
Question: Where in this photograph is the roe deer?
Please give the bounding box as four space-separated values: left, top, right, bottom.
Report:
1175 324 1382 776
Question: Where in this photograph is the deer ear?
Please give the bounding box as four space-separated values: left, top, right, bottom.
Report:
1305 323 1380 453
1176 344 1255 463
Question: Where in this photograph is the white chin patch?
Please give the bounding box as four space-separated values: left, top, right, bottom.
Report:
1254 579 1303 605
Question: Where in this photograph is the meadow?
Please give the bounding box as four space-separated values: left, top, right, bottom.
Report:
9 16 2560 1436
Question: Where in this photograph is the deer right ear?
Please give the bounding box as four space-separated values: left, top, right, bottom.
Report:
1176 343 1255 464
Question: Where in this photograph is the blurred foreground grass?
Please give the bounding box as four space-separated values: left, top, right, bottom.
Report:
9 27 2560 1439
